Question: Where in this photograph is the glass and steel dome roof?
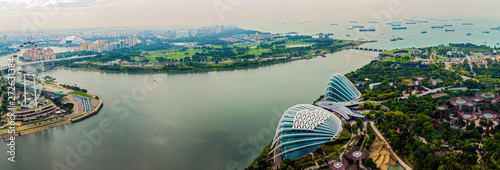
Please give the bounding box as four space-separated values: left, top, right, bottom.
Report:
269 104 343 161
324 73 361 102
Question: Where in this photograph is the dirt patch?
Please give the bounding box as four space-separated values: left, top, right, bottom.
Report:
368 138 391 170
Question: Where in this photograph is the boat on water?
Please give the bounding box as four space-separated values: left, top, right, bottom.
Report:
462 23 474 25
391 24 401 26
421 31 427 33
397 37 404 40
443 24 453 27
349 21 357 23
368 21 378 23
452 19 462 21
491 27 500 30
359 28 375 32
467 33 471 36
439 20 448 22
386 23 393 25
390 36 397 41
347 28 354 30
392 27 407 30
352 25 364 28
346 34 350 37
445 29 455 32
394 21 403 24
431 25 444 29
406 22 417 24
418 21 429 23
330 23 338 26
482 31 490 33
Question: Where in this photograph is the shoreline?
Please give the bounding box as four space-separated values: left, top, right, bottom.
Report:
54 48 353 74
1 93 104 138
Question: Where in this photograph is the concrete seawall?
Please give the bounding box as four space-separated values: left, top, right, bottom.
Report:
1 96 104 138
18 121 71 136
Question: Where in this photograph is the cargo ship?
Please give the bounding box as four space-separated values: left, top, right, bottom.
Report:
467 33 471 36
445 29 455 32
421 31 427 34
349 21 357 23
368 21 378 23
418 21 429 23
359 28 375 32
406 22 417 24
462 23 474 25
392 27 407 30
330 23 338 26
391 24 402 26
352 25 365 28
482 31 490 33
443 24 453 27
431 25 444 29
491 27 500 30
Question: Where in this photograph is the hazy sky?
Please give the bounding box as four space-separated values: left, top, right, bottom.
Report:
1 0 499 31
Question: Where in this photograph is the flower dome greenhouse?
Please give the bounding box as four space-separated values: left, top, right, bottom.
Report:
269 104 343 161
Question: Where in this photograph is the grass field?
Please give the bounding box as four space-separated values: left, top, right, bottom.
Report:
139 40 311 62
69 91 93 98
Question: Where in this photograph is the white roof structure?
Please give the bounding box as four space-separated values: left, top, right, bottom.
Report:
59 36 85 45
270 104 343 160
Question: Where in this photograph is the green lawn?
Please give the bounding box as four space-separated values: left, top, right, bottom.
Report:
381 48 409 55
437 55 448 60
140 40 311 62
69 91 92 98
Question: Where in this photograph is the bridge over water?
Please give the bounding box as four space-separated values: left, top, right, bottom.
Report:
347 46 388 52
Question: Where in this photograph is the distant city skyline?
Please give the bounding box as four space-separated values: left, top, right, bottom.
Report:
1 0 500 31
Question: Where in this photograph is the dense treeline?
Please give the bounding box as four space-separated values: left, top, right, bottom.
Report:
61 58 294 73
345 61 461 101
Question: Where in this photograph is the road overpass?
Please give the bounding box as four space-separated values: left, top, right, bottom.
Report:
0 55 96 70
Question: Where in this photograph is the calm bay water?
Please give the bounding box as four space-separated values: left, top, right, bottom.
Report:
0 50 378 169
2 18 497 169
240 17 500 49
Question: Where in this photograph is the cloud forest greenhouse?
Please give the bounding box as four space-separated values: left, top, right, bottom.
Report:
324 73 362 102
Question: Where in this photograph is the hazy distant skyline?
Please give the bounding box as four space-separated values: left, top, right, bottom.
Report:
1 0 500 31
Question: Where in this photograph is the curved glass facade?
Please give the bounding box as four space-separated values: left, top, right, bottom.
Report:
324 73 361 102
270 104 343 161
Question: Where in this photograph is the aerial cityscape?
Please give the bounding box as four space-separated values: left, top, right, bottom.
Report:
1 0 500 170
